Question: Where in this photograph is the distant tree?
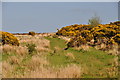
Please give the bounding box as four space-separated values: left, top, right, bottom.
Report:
88 15 102 27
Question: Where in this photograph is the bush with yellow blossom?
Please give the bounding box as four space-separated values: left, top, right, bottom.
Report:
56 21 120 49
0 31 19 46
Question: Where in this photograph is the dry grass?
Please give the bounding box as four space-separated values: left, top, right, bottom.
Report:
2 35 54 78
65 53 75 60
15 46 28 56
105 57 118 77
1 34 119 78
0 62 2 78
2 45 28 56
2 61 14 78
20 64 82 78
26 55 49 70
95 44 119 56
7 56 22 65
17 35 49 47
58 36 71 41
74 45 90 51
2 53 82 78
2 35 50 56
54 47 61 51
0 35 96 78
108 45 119 56
16 35 50 53
58 64 82 78
51 47 61 54
35 46 49 52
95 43 108 50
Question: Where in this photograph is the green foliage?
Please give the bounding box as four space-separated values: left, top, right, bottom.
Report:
28 31 36 36
46 37 117 78
26 43 36 54
0 31 19 46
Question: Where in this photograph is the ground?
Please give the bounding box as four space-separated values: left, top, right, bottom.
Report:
1 35 118 78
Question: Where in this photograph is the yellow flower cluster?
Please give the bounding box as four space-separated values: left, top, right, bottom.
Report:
56 21 120 48
0 31 19 46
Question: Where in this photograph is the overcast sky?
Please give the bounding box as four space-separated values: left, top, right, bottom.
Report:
2 2 118 33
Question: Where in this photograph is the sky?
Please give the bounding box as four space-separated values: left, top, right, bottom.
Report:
118 1 120 20
2 2 118 33
0 1 2 31
2 0 120 2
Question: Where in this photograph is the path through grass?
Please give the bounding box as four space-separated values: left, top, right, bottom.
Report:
45 37 117 78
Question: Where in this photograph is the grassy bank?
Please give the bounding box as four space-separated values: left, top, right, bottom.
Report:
45 37 118 78
1 35 118 78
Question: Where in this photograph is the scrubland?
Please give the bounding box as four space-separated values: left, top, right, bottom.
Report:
0 21 120 78
0 34 118 78
1 35 82 78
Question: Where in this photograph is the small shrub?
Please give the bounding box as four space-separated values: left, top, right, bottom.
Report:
28 31 36 36
88 15 101 27
26 43 36 54
0 31 19 46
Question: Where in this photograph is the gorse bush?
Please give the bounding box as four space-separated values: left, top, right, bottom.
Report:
111 34 120 45
28 31 36 36
0 31 19 46
67 36 87 48
56 21 120 50
56 24 92 36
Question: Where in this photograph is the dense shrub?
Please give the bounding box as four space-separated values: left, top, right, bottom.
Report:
28 31 36 36
56 21 120 50
67 36 87 48
0 31 19 46
56 24 91 36
111 34 120 45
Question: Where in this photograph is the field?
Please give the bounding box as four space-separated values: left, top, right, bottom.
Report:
1 34 119 78
1 2 120 79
